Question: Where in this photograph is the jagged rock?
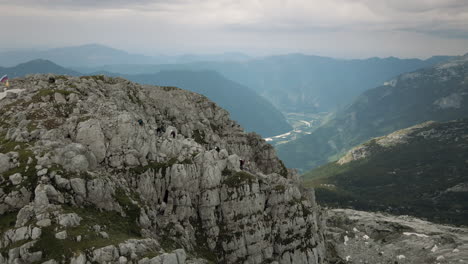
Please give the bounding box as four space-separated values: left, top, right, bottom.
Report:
9 173 23 185
37 168 48 177
15 206 34 227
119 256 128 264
58 213 82 227
326 209 468 263
43 259 59 264
0 75 327 264
31 227 41 240
70 178 87 198
54 92 67 104
0 153 12 174
36 219 51 227
100 231 109 239
53 175 71 190
92 245 120 263
55 230 67 240
4 187 31 211
19 241 42 263
76 119 107 163
70 253 87 264
55 143 97 171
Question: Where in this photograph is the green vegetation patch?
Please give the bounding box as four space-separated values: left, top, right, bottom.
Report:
190 219 217 263
34 89 75 99
79 75 106 82
222 170 256 188
0 135 38 191
161 86 179 92
0 211 17 234
32 204 144 261
127 89 143 106
113 188 141 236
129 157 178 176
193 130 207 145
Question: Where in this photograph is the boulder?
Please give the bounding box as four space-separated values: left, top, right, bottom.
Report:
75 119 107 163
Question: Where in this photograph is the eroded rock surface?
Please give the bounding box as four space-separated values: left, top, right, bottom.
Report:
326 209 468 264
0 74 326 263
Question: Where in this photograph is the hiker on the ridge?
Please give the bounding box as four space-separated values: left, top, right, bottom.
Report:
240 159 245 170
215 146 220 153
138 119 144 126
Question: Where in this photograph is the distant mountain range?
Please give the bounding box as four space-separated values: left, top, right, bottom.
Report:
278 54 468 172
302 120 468 226
1 44 452 116
0 59 290 137
0 59 80 77
0 44 251 67
76 53 452 114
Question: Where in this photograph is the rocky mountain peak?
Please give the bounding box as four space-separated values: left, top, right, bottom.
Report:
0 74 326 263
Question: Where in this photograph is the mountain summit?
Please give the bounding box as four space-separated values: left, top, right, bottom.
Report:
0 75 326 263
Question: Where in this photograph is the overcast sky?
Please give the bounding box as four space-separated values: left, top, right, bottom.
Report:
1 0 468 58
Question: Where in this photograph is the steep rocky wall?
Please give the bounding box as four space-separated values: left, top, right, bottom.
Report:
0 75 326 264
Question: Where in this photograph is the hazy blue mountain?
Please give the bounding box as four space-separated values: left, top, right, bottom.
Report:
121 70 292 137
0 44 160 67
168 52 251 64
0 59 80 78
76 54 452 113
277 54 468 172
302 120 468 226
0 44 251 68
0 60 291 137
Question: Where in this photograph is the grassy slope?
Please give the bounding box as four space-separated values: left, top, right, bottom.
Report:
302 120 468 226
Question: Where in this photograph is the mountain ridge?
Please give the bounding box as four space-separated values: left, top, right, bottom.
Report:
0 59 291 137
302 119 468 226
278 54 468 172
0 74 326 263
75 53 453 114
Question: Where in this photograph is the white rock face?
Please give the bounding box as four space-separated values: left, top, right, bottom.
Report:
76 119 107 163
58 213 82 227
0 153 12 174
0 75 327 264
9 173 23 185
55 231 67 240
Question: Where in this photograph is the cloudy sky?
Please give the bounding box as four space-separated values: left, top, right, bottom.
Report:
1 0 468 58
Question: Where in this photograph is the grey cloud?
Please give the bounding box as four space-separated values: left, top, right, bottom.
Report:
0 0 190 10
1 0 468 58
352 0 468 13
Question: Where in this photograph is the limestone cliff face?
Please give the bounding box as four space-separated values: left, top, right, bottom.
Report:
0 75 326 264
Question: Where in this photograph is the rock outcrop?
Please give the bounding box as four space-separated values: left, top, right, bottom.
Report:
0 75 326 263
326 209 468 264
